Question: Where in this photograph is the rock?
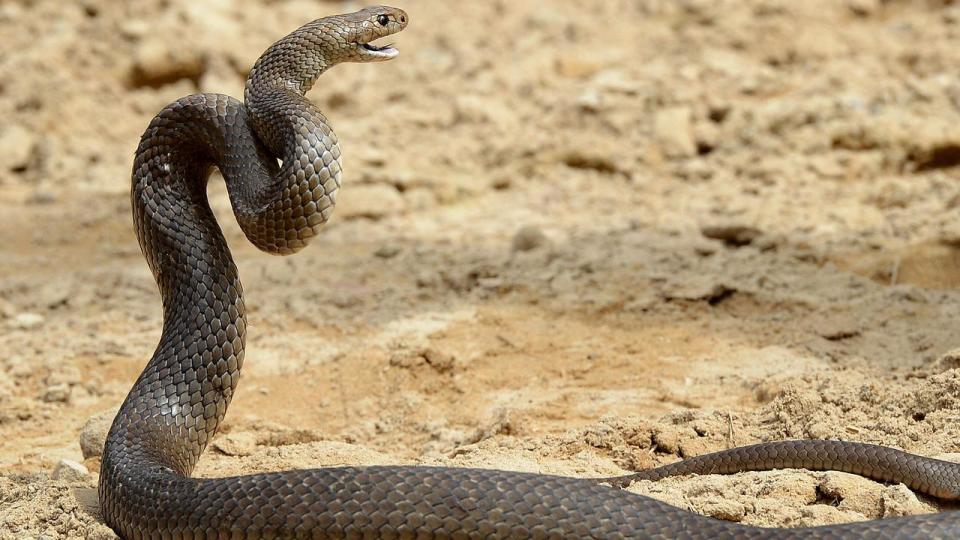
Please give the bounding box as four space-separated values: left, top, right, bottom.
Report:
0 3 23 22
389 348 456 374
422 348 456 374
654 107 697 159
52 459 89 482
947 5 960 25
651 426 681 454
42 383 71 403
254 426 325 448
700 498 746 522
79 409 117 459
693 121 720 155
453 95 513 126
414 270 440 289
131 38 206 87
461 409 520 447
12 312 45 330
576 88 603 112
211 431 258 457
818 471 883 517
560 147 623 175
555 54 609 79
512 225 550 252
0 378 13 402
356 147 387 168
47 365 82 387
663 277 737 304
403 187 437 211
675 160 715 183
910 142 960 172
374 245 401 259
881 483 932 517
0 297 15 319
389 349 420 369
590 69 640 95
799 504 864 526
119 19 149 39
0 124 37 172
25 189 57 205
337 184 405 220
832 113 960 172
936 348 960 371
329 290 362 309
811 314 862 341
431 172 489 204
846 0 879 17
700 224 763 247
7 355 32 378
35 281 71 310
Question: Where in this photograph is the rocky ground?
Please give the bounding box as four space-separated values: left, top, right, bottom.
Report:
3 0 960 537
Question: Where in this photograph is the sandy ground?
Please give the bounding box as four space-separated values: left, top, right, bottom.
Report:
3 0 960 537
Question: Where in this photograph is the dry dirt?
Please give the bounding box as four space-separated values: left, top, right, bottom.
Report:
3 0 960 538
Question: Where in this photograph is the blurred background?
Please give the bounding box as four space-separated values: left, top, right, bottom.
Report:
3 0 960 536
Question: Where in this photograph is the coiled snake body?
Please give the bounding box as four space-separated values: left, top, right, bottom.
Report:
100 6 960 538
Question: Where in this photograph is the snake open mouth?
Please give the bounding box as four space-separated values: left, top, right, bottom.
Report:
359 40 399 60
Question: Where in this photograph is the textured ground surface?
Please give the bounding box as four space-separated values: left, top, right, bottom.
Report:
3 0 960 538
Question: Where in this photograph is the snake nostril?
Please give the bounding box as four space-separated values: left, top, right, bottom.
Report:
400 15 406 23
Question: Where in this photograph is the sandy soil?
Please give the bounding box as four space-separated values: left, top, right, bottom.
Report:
3 0 960 537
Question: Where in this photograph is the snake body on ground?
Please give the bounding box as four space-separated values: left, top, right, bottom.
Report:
99 5 960 538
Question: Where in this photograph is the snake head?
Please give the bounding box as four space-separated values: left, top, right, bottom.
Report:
247 6 409 95
340 6 409 62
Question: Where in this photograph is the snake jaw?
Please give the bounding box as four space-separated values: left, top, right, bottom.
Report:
358 40 399 60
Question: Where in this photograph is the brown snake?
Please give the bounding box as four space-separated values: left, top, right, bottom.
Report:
100 5 960 538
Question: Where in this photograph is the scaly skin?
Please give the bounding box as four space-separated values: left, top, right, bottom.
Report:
100 5 960 539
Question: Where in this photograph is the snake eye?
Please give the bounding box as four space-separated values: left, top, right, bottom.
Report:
377 14 389 26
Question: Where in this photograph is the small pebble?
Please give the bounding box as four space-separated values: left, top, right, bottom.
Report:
423 348 455 374
211 432 258 457
0 124 37 171
374 245 402 259
52 459 89 482
337 184 405 220
12 312 45 329
882 484 931 517
701 224 763 247
654 106 697 159
0 3 23 21
120 19 149 39
847 0 879 17
131 38 206 87
26 189 57 205
42 383 71 403
512 225 549 252
0 298 15 319
651 426 682 454
576 88 603 112
701 498 747 522
80 409 117 459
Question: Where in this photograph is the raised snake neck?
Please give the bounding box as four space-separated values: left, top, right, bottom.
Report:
100 5 960 539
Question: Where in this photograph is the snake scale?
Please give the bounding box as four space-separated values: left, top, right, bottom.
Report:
99 5 960 539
